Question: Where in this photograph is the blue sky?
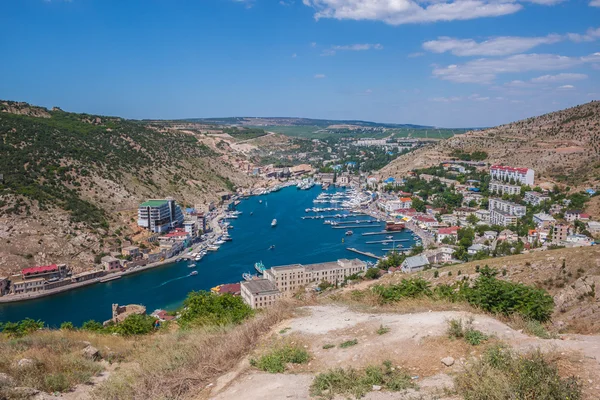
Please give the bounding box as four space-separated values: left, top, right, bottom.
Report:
0 0 598 127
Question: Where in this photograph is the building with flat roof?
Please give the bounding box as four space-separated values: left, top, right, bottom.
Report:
490 165 534 186
101 256 121 272
533 213 555 227
240 279 282 309
524 191 551 206
490 181 521 196
137 198 184 233
552 224 569 245
488 198 526 217
490 209 518 227
264 259 367 294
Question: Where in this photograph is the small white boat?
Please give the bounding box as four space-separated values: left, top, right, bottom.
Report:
207 245 220 252
271 219 277 227
215 240 226 245
189 271 198 276
194 255 203 261
188 263 197 268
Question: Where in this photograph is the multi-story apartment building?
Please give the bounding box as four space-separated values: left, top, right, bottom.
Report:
264 259 367 294
489 180 521 195
552 223 569 245
488 198 526 217
240 279 282 309
533 212 555 228
137 198 184 233
490 165 534 186
523 191 551 206
490 209 518 227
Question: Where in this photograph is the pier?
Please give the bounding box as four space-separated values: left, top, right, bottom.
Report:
361 231 404 236
333 220 380 225
333 225 381 229
366 239 410 244
346 247 382 260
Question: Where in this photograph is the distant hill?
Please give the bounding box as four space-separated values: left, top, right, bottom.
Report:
0 101 256 274
381 101 600 187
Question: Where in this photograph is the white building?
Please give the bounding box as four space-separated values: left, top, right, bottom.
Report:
241 279 282 309
468 244 490 255
490 165 534 186
489 181 521 196
475 209 490 223
490 209 518 227
183 221 198 237
401 255 430 273
138 198 184 233
524 191 551 206
489 198 526 217
533 213 555 227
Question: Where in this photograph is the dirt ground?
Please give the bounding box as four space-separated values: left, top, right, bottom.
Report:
206 305 600 400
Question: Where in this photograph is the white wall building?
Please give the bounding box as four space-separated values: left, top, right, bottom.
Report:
524 191 551 206
490 165 534 186
489 181 522 195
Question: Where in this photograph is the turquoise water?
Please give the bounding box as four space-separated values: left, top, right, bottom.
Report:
0 186 415 327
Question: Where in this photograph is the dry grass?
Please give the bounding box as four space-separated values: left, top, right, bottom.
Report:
91 300 295 400
0 330 135 396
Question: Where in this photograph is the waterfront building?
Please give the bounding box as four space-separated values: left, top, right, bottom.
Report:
122 246 141 258
523 191 550 206
0 277 8 296
101 256 121 272
10 277 45 294
489 180 522 195
400 255 430 273
137 198 184 233
72 270 105 283
240 279 282 309
183 221 198 238
490 165 534 186
264 259 367 294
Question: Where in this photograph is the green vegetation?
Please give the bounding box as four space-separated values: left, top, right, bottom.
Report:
372 267 554 322
447 318 489 346
310 361 415 399
376 325 390 335
0 318 44 338
250 343 310 373
322 344 335 349
455 345 581 400
223 126 267 140
178 291 254 328
451 150 488 161
339 339 358 348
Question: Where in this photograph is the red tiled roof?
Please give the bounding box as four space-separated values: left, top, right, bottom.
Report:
438 227 459 235
490 165 529 174
580 213 591 218
165 232 189 238
414 216 436 223
399 197 412 202
219 283 241 295
22 264 58 276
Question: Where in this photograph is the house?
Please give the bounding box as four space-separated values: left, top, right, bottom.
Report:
566 234 593 246
71 270 105 283
424 247 455 264
183 221 199 237
413 215 437 228
565 210 584 222
437 226 459 243
579 213 591 222
121 246 140 258
490 165 534 185
489 181 522 195
498 229 518 242
483 231 498 241
212 283 241 296
240 279 282 309
21 264 69 281
468 244 489 255
533 213 556 228
401 255 430 273
475 209 490 223
151 310 176 322
549 204 563 215
10 277 45 294
524 191 551 206
290 164 313 176
101 256 121 272
552 224 569 245
453 207 478 218
440 214 458 226
137 198 184 233
587 221 600 235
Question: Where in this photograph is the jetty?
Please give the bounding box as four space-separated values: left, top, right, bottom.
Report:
362 231 404 236
333 220 380 225
366 239 410 244
346 247 382 260
333 225 379 230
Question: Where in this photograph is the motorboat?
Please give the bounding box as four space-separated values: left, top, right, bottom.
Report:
271 219 277 227
188 263 197 268
189 271 198 276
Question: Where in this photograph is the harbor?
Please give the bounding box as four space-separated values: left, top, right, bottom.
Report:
0 185 416 326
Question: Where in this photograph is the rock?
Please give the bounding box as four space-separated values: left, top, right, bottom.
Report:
372 385 382 391
82 345 100 360
0 372 15 387
10 387 39 398
16 358 35 369
441 357 455 367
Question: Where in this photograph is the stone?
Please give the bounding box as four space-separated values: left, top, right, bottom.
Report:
0 372 15 387
16 358 35 369
10 387 39 398
441 357 455 367
82 345 100 360
372 385 382 391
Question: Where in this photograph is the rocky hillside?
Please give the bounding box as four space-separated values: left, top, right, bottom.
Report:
381 101 600 187
0 101 258 275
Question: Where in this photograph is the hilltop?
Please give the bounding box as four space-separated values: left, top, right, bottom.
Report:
381 101 600 188
0 101 259 275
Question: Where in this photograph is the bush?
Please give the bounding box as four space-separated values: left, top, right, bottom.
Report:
365 267 381 280
455 346 582 400
376 325 390 335
372 277 431 302
464 329 488 346
179 291 253 328
339 339 358 348
0 318 44 337
81 320 104 332
447 318 487 345
113 314 155 336
322 344 335 349
250 344 310 373
60 321 75 331
447 318 464 339
310 361 415 399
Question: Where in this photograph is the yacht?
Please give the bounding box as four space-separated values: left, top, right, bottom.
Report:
188 263 197 268
189 271 198 276
345 230 353 236
271 219 277 227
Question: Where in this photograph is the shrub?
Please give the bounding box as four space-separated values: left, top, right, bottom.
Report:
112 314 156 336
376 325 390 335
0 318 44 337
322 344 335 349
372 277 431 302
455 346 582 400
250 344 310 373
365 267 381 280
310 361 415 399
81 320 104 332
60 322 75 331
447 318 464 339
339 339 358 348
464 329 488 346
447 318 487 345
179 291 253 328
433 270 439 278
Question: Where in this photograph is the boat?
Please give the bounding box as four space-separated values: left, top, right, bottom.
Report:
255 261 267 274
215 240 226 245
189 271 198 276
385 221 405 231
188 263 197 268
269 245 275 250
194 256 203 261
242 272 255 281
345 230 353 236
222 235 232 242
386 236 394 240
271 219 277 227
176 258 182 262
207 245 220 252
250 212 254 215
259 199 263 203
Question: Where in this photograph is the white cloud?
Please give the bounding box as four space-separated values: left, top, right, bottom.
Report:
430 96 462 102
302 0 523 25
557 84 575 90
322 43 383 56
590 0 600 6
566 27 600 42
530 73 588 83
314 74 326 79
432 53 600 84
423 35 561 56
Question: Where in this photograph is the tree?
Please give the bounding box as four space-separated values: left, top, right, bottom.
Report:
412 197 426 212
365 267 381 279
466 214 479 225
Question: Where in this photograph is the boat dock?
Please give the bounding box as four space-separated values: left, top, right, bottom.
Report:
366 239 410 244
362 231 404 236
332 225 380 229
333 220 380 225
302 214 367 220
346 247 382 260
